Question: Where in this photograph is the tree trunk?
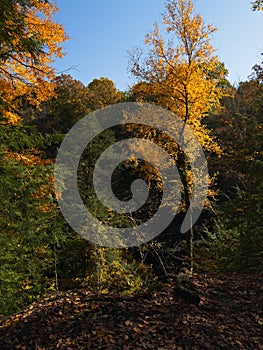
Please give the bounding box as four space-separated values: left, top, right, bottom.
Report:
177 148 194 273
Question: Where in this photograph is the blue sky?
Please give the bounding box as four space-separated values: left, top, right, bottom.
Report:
53 0 263 91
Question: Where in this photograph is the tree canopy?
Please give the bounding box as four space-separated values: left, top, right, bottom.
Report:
0 0 67 123
128 0 229 269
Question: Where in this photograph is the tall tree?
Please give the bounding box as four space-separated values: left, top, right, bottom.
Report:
0 0 67 123
129 0 227 271
88 77 124 110
36 74 93 133
199 62 263 273
0 0 70 315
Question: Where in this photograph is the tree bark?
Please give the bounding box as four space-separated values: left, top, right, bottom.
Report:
177 148 193 273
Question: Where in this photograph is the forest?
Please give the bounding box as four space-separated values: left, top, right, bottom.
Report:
0 0 262 349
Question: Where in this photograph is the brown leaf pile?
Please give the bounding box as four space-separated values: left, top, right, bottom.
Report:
0 273 262 349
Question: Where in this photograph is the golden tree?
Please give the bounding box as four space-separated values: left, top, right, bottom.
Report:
129 0 228 270
0 0 68 124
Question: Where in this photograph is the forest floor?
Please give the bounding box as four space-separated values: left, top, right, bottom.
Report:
0 273 262 350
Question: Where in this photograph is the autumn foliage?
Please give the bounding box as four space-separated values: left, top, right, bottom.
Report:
0 1 262 338
0 0 67 124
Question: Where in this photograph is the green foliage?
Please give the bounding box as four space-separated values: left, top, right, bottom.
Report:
0 161 53 315
197 222 241 272
198 207 263 274
88 77 124 110
82 247 153 295
33 75 125 134
198 60 263 274
0 124 71 316
36 74 93 133
0 118 151 316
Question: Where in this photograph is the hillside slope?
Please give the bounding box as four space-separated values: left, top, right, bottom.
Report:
0 273 262 349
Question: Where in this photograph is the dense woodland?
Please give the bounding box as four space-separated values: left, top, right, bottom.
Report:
0 0 263 348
